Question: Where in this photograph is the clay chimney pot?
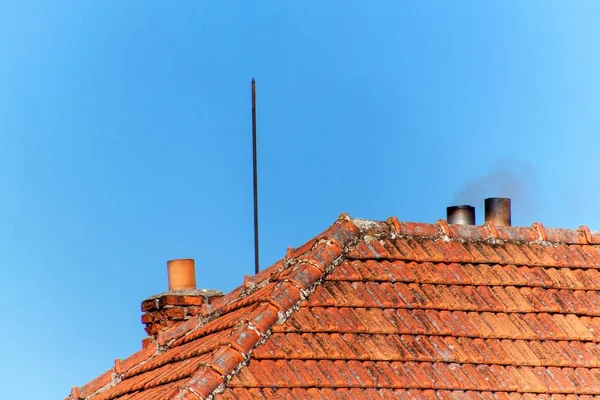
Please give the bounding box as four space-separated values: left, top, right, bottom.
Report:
167 259 196 291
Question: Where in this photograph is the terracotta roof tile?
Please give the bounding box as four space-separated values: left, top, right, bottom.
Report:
385 219 431 236
69 217 600 398
381 236 419 260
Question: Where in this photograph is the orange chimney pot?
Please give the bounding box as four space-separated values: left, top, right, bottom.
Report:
167 259 196 291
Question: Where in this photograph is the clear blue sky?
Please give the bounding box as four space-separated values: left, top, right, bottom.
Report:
1 1 599 398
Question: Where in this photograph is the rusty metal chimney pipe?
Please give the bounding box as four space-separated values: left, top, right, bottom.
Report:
167 259 197 291
446 205 476 225
485 197 511 226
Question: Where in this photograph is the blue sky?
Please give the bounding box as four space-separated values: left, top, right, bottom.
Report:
1 1 599 398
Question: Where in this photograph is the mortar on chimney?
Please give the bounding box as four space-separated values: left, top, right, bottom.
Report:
141 259 223 343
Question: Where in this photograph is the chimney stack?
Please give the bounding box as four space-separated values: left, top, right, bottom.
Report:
141 259 223 342
484 197 511 226
446 205 476 225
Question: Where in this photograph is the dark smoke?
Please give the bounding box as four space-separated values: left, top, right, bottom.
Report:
453 161 537 213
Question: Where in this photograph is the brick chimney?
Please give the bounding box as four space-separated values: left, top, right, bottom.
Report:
141 259 223 341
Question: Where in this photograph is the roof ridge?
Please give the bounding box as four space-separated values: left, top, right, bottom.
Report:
386 216 600 245
173 215 362 399
68 214 363 400
155 214 360 347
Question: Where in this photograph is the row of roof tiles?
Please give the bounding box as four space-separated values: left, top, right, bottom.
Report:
277 306 599 340
330 260 600 289
216 388 600 400
254 333 600 367
229 360 600 394
349 236 600 269
304 282 600 315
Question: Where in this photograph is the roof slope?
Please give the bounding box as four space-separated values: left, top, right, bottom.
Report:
68 215 600 399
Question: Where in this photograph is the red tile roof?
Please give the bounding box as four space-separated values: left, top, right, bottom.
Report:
68 215 600 399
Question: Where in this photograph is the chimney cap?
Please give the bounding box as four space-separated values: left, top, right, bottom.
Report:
484 197 512 227
446 205 476 225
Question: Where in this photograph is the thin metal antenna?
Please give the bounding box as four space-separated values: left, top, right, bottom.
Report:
252 78 260 274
